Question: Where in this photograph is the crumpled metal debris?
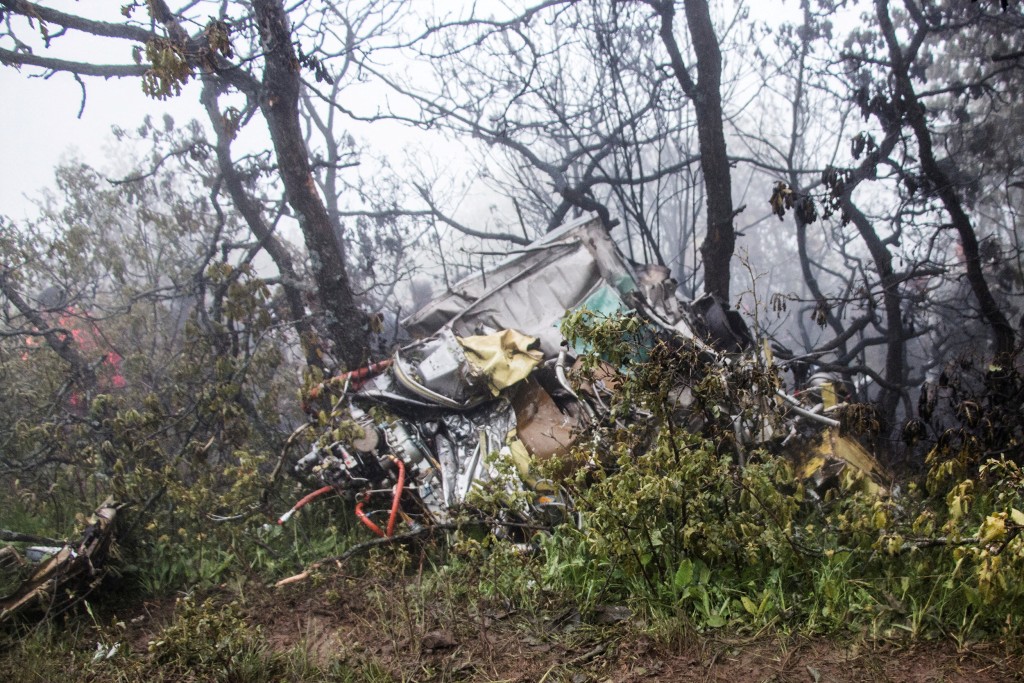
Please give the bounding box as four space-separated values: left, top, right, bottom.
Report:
791 428 888 499
290 215 886 538
403 215 712 356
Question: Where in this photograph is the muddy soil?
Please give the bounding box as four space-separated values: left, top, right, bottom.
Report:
107 568 1022 683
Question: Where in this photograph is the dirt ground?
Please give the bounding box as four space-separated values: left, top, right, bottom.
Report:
108 568 1024 683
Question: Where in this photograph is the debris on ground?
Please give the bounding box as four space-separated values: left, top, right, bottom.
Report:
0 217 888 610
286 215 886 540
0 499 118 622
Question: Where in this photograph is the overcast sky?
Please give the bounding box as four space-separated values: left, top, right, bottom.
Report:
0 67 207 221
0 1 805 228
0 0 471 225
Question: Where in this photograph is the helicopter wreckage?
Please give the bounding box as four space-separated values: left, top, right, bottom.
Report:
1 215 885 619
283 215 886 540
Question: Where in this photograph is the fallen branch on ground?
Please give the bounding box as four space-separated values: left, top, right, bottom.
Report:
0 530 65 545
274 522 463 588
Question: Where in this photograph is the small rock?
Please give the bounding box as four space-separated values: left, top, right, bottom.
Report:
593 604 631 625
420 630 457 652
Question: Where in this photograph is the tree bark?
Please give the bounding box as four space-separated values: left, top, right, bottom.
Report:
200 81 326 370
251 0 369 368
651 0 735 302
875 0 1014 359
842 199 906 430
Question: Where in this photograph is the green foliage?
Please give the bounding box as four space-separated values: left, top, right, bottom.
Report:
555 434 798 625
147 596 283 681
463 311 1024 642
0 161 323 604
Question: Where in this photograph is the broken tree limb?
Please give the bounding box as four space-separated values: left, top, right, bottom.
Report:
0 500 118 622
0 530 65 545
262 422 314 508
274 522 462 588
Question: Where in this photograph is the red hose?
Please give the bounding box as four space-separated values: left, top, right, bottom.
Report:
277 485 333 525
386 457 405 537
341 359 393 390
306 359 394 405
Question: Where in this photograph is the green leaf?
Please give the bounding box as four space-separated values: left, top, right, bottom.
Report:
741 595 759 616
705 613 726 628
673 559 694 591
697 560 711 585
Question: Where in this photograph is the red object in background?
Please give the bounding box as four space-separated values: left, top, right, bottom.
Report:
23 306 126 402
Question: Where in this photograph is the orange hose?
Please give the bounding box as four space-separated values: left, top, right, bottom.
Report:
303 359 393 412
355 497 385 537
342 358 393 389
386 457 405 537
277 485 333 524
354 458 406 537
